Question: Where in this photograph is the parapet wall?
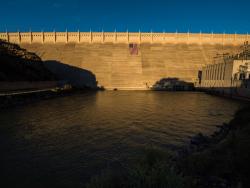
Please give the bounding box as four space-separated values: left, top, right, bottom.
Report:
0 32 249 45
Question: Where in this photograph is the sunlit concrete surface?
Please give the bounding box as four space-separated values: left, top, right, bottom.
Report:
1 32 247 90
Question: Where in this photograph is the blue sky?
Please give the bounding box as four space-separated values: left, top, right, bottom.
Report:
1 0 250 33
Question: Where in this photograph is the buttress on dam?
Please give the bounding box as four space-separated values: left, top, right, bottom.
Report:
0 31 249 90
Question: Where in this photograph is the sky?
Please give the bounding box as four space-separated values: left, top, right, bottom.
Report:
1 0 250 34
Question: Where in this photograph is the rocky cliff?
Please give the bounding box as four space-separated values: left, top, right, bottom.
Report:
0 39 55 81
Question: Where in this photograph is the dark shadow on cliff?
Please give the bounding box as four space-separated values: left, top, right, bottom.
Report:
44 60 98 89
151 77 195 91
0 39 55 81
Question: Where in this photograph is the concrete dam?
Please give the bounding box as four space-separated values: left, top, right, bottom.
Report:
0 31 249 89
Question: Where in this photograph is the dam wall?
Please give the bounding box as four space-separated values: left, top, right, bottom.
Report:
0 32 248 90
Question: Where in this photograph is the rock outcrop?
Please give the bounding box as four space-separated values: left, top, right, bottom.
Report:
0 39 55 81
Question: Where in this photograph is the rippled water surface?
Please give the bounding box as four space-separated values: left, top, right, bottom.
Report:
0 91 245 187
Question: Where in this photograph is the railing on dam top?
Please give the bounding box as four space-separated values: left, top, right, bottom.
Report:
0 31 249 44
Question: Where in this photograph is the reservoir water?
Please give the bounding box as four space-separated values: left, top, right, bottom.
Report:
0 91 245 187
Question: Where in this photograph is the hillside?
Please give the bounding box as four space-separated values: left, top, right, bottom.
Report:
0 39 55 81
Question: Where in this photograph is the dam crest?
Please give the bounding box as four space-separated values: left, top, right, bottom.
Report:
0 31 249 44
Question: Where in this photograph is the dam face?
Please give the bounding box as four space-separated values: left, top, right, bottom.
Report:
0 32 248 89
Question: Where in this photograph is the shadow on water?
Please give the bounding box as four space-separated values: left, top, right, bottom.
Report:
151 77 194 91
44 60 98 89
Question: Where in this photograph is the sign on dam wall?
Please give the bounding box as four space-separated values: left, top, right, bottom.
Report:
0 32 248 90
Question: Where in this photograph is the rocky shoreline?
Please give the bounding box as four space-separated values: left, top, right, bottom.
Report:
175 104 250 188
174 123 235 188
177 122 232 158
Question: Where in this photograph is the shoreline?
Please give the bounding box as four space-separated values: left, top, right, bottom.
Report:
0 88 100 110
0 89 70 109
175 104 250 187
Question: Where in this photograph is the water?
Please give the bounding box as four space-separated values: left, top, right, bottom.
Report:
0 91 245 187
